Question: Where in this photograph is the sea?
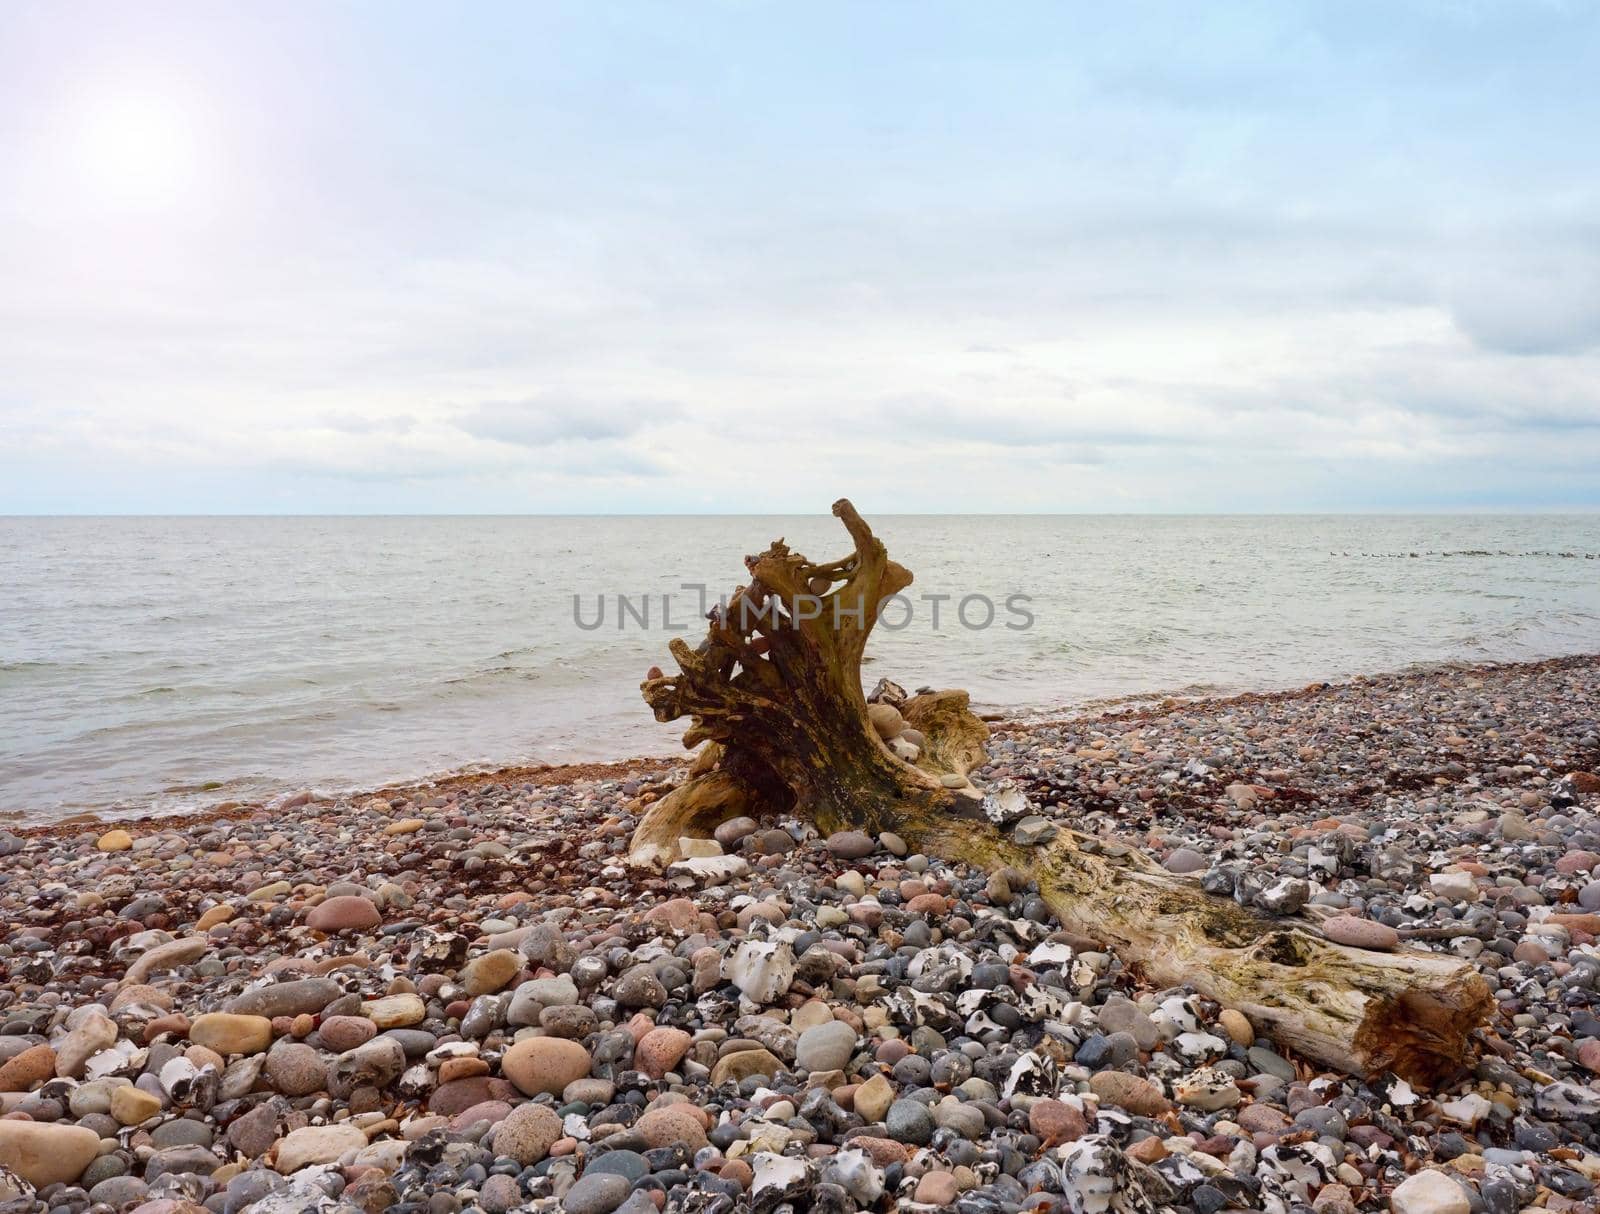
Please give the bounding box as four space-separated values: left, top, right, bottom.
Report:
3 514 1598 823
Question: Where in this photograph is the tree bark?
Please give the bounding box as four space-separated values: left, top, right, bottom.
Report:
629 500 1491 1086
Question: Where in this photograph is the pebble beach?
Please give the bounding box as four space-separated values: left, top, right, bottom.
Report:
4 654 1600 1214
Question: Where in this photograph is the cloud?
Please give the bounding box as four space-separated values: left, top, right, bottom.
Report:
2 3 1599 511
875 393 1182 451
1447 260 1600 356
316 412 419 435
453 397 683 447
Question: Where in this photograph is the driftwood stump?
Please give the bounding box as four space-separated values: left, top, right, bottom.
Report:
628 500 1491 1086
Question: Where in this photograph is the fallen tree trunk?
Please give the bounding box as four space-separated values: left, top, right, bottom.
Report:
630 500 1491 1086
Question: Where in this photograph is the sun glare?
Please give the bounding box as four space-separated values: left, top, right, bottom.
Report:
77 94 200 208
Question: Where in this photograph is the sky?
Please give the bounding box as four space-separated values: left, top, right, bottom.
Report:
2 1 1598 514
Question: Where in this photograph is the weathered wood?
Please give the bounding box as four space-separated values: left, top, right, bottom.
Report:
628 499 1491 1085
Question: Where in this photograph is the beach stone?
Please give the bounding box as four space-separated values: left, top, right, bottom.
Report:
97 829 133 851
1499 813 1536 841
1429 872 1479 902
227 1101 282 1158
635 1026 691 1079
541 1005 598 1039
614 966 667 1008
709 1047 784 1086
1126 1138 1168 1165
1098 997 1160 1049
111 1084 163 1125
429 1075 499 1116
1575 1038 1600 1073
265 1042 327 1095
1513 939 1550 964
1237 1103 1291 1134
587 1151 648 1184
494 1102 562 1164
825 830 876 859
915 1171 958 1206
713 817 758 848
69 1076 124 1117
501 1037 592 1095
223 1169 287 1211
476 1173 521 1213
228 978 342 1018
1013 815 1058 845
145 1142 223 1180
0 1122 102 1187
124 935 210 985
854 1073 894 1123
933 1097 985 1138
307 895 381 932
190 1012 274 1055
1323 915 1400 951
462 948 522 995
1163 847 1208 874
1029 1098 1087 1144
886 1098 935 1145
635 1105 708 1149
565 1077 615 1105
1248 1046 1296 1081
449 1096 511 1129
791 1001 833 1031
329 1037 405 1096
1175 1067 1241 1110
562 1172 630 1214
1218 1009 1253 1046
318 1015 376 1051
796 1020 857 1072
1391 1169 1470 1214
726 940 796 1003
523 974 581 1009
749 829 795 857
868 703 904 738
852 1136 909 1166
361 993 426 1028
439 1055 490 1083
643 899 703 933
89 1176 149 1207
273 1123 366 1173
151 1119 216 1149
0 1044 55 1092
195 905 234 930
1090 1071 1171 1116
55 1010 118 1076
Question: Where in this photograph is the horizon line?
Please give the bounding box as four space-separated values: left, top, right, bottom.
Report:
5 508 1600 520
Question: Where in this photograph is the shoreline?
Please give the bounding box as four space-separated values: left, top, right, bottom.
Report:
2 651 1600 1209
13 649 1598 839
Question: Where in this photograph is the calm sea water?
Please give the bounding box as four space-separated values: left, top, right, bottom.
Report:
3 514 1599 823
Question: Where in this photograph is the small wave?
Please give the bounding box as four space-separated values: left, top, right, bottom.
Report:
1071 681 1232 711
1331 550 1600 559
162 779 235 794
442 664 542 689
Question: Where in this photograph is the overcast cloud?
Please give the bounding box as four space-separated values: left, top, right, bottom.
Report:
1 1 1597 512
